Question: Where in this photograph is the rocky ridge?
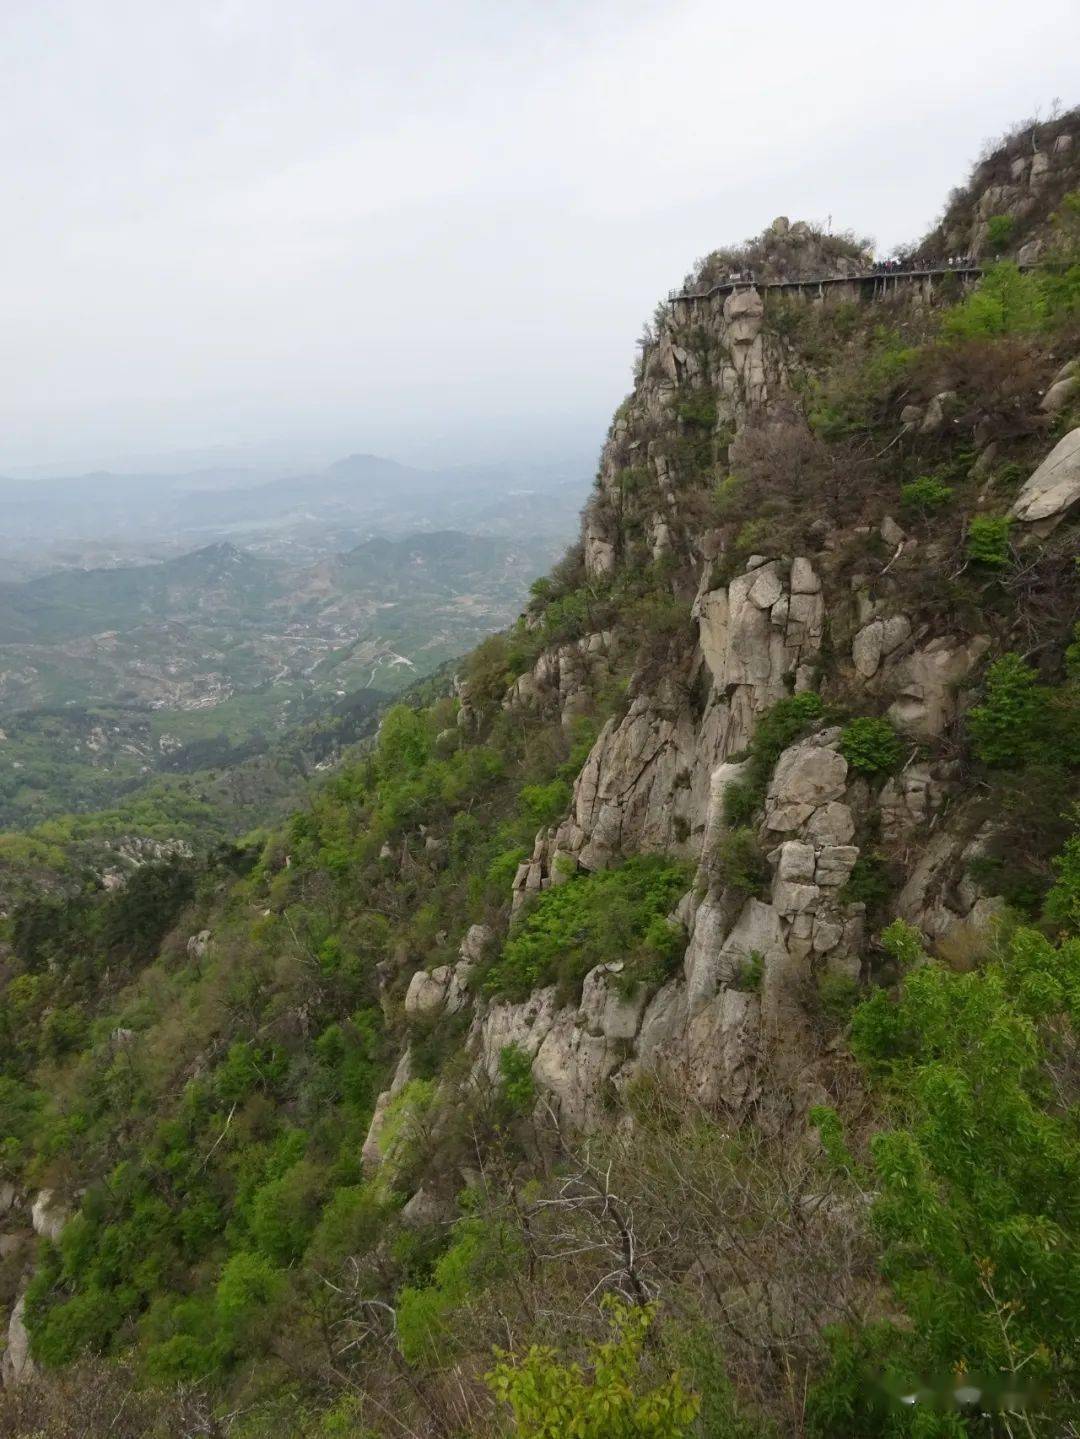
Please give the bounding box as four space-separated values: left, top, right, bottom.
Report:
358 129 1080 1162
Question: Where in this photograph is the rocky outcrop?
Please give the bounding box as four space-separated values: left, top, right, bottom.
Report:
504 633 616 728
404 924 490 1018
31 1189 71 1244
1010 427 1080 529
513 556 826 903
851 615 911 679
697 556 824 712
485 724 872 1128
186 929 212 962
584 276 792 584
361 1049 413 1175
885 635 990 739
1 1293 34 1388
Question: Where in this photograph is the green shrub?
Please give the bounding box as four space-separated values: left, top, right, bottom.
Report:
815 973 860 1028
838 717 903 775
214 1251 286 1354
967 652 1044 767
518 779 571 828
723 692 826 827
498 1043 536 1113
730 950 763 992
839 855 891 916
408 1007 471 1082
487 846 527 895
986 213 1016 254
943 262 1047 339
483 856 691 1003
248 1160 324 1265
899 474 953 513
398 1218 519 1369
487 1298 700 1439
674 389 718 429
965 513 1012 568
821 921 1080 1431
1044 832 1080 934
30 1287 130 1367
710 827 766 897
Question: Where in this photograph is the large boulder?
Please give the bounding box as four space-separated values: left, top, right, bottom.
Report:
1010 428 1080 526
887 635 990 738
404 966 452 1018
851 614 911 679
765 742 848 832
1 1293 34 1388
186 929 212 962
31 1189 71 1243
578 963 649 1040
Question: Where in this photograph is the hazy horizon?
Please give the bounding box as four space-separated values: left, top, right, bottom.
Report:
3 0 1078 478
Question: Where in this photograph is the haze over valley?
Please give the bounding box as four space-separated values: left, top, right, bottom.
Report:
0 449 587 832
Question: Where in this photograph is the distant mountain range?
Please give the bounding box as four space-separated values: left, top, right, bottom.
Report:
0 450 591 559
0 527 572 830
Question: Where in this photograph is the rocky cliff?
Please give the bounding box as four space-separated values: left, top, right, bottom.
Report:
363 112 1080 1149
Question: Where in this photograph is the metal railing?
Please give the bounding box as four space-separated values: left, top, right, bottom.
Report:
668 262 989 305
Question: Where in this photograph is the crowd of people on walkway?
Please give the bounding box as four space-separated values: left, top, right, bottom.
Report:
684 253 981 297
869 254 976 274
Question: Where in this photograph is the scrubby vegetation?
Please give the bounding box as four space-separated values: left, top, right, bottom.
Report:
483 856 691 1003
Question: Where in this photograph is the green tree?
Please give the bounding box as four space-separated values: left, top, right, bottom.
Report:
487 1299 700 1439
821 920 1080 1434
986 214 1016 254
214 1251 285 1354
1044 829 1080 934
965 514 1012 569
967 653 1044 766
943 262 1047 339
839 717 903 775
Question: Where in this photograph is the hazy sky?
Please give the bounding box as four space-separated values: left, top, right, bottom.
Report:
2 0 1078 476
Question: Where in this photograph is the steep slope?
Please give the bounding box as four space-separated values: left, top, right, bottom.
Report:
2 116 1080 1438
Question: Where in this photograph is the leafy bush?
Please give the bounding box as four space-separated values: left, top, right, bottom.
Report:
825 920 1080 1431
723 692 826 827
986 213 1016 254
397 1218 518 1369
518 779 571 828
248 1161 325 1265
943 262 1047 339
674 389 718 429
967 652 1043 767
709 827 766 897
729 950 763 993
1044 831 1080 933
483 856 691 1003
965 513 1012 568
899 474 953 513
487 1298 700 1439
214 1251 286 1354
815 973 860 1028
838 717 903 775
498 1044 536 1113
838 854 891 917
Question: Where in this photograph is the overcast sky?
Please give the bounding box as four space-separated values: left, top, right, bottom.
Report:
1 0 1077 477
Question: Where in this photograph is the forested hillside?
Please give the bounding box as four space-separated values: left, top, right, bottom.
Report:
2 111 1080 1438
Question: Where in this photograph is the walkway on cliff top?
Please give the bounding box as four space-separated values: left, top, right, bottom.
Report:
669 264 991 305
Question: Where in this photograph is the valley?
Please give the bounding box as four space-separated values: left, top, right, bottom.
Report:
0 462 585 836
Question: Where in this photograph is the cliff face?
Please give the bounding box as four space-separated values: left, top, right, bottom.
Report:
922 108 1080 262
366 118 1080 1141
